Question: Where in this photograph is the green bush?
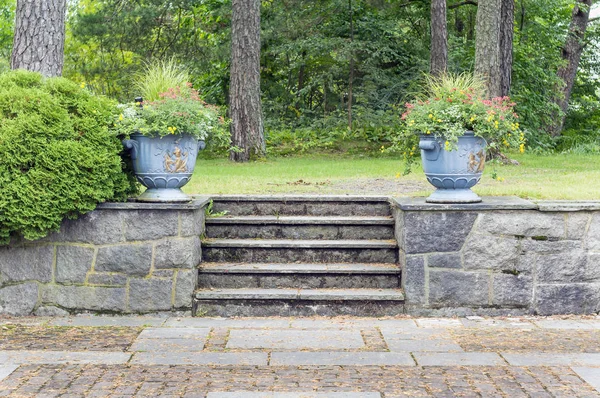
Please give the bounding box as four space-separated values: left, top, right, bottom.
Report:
0 70 137 243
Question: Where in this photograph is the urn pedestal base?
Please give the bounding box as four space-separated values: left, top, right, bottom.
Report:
137 188 191 203
419 131 486 205
426 188 482 204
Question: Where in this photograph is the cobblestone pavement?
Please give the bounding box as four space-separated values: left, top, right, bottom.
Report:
0 315 599 397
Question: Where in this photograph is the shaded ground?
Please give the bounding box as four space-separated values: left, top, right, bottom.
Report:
1 315 600 397
452 328 600 353
1 364 596 397
0 325 140 352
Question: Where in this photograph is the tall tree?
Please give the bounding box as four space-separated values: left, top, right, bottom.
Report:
430 0 448 76
499 0 514 96
549 0 593 136
11 0 66 77
475 0 514 98
348 0 355 130
229 0 265 162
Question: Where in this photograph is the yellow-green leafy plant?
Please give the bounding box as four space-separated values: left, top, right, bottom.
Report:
388 73 525 173
0 70 137 244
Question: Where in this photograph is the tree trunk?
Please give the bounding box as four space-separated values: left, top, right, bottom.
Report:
549 0 592 136
475 0 502 98
347 0 354 131
11 0 66 77
499 0 514 97
430 0 448 76
229 0 265 162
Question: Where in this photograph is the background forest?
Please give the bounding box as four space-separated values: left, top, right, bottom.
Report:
1 0 599 156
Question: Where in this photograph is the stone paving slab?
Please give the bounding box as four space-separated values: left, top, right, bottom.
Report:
502 352 600 366
206 393 382 398
270 352 415 366
534 319 600 329
227 329 365 350
137 327 211 339
379 327 451 340
164 317 292 329
0 350 131 364
572 367 600 393
131 352 268 365
285 318 418 330
413 352 505 366
129 338 206 352
414 318 463 328
0 366 17 382
0 317 50 326
49 316 166 327
386 339 464 352
459 317 536 329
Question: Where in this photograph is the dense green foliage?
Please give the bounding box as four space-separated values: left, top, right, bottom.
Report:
402 74 523 151
1 0 597 155
113 86 225 140
0 70 137 243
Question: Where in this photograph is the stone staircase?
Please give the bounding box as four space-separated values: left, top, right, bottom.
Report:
194 196 404 316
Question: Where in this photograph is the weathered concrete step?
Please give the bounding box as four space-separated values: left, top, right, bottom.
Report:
202 240 398 264
194 288 405 301
205 195 392 217
193 288 405 317
194 299 405 317
206 216 394 225
198 265 400 289
205 216 395 240
203 246 398 264
199 262 401 274
202 239 398 249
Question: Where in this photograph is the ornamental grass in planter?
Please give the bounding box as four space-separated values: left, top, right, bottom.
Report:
113 61 226 202
392 73 525 203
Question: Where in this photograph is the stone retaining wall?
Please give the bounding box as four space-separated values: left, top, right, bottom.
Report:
2 195 600 317
393 197 600 316
0 199 208 316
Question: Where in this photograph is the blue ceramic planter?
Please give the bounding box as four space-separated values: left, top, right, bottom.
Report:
419 131 486 203
123 133 206 202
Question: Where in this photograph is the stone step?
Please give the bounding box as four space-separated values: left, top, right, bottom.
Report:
204 195 391 217
205 216 395 240
202 239 398 264
202 239 398 249
199 262 401 274
193 288 405 317
198 263 401 289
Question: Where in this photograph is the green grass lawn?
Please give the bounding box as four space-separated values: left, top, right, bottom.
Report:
184 153 600 200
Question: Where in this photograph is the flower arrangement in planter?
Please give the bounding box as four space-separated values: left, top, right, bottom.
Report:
392 73 525 203
114 61 225 202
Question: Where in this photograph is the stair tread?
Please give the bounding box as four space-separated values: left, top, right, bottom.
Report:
194 288 405 301
202 239 398 249
201 195 391 202
199 262 401 274
206 215 394 225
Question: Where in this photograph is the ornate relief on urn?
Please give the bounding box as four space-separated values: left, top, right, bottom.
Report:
123 133 205 202
419 131 486 203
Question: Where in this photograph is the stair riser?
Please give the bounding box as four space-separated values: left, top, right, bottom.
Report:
205 224 394 240
194 299 405 317
210 201 391 217
198 273 400 289
203 247 398 264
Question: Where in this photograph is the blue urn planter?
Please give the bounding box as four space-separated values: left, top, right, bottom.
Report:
419 131 486 204
123 133 206 202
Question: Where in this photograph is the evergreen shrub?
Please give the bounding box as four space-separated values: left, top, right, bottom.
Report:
0 70 137 243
